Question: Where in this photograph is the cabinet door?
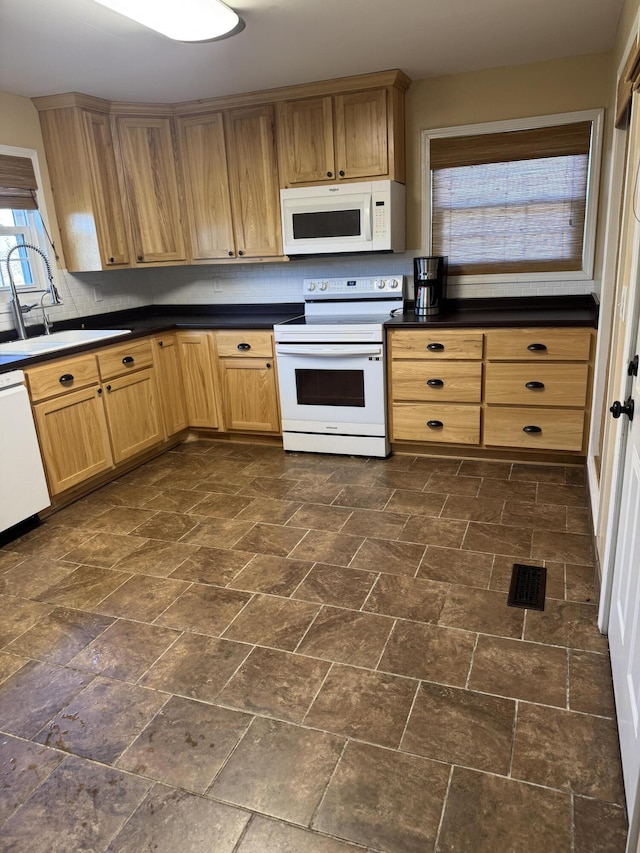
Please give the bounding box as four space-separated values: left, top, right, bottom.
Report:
219 358 280 432
33 385 113 495
177 332 220 428
115 116 186 264
225 105 282 258
102 368 163 464
177 113 236 261
82 111 130 267
277 97 335 185
153 335 188 436
334 89 388 179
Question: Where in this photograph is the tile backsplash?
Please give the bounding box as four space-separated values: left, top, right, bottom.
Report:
0 251 599 334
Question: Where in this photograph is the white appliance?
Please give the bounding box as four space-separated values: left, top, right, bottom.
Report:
274 275 404 457
280 180 405 256
0 370 50 535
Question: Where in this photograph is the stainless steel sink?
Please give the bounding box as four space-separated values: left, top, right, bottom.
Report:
0 329 131 357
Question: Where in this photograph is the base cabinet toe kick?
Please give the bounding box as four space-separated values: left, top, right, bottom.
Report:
388 326 595 457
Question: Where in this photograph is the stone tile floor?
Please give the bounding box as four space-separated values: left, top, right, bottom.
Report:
0 440 628 852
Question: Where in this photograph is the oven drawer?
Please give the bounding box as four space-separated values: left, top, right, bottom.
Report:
485 328 592 361
485 363 589 407
389 330 483 360
216 331 273 358
392 403 481 444
391 360 482 402
484 407 585 451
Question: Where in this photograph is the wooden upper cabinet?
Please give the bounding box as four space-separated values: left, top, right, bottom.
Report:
114 115 186 265
177 112 236 262
277 96 336 184
225 105 282 258
37 102 130 272
335 89 388 180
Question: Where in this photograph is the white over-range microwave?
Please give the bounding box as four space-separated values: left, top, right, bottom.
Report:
280 180 405 256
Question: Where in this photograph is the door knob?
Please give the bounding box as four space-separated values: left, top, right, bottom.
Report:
610 397 635 421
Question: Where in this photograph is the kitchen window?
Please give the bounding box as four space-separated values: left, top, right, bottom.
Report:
421 110 603 282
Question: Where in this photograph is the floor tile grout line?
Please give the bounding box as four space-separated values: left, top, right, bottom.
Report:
373 617 398 671
507 699 519 779
397 679 422 751
307 736 350 831
434 763 455 852
300 661 335 727
465 632 481 690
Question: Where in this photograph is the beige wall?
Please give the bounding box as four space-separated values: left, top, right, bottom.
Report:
0 91 63 265
404 53 614 249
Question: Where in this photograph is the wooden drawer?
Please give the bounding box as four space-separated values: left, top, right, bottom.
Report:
485 363 589 407
484 407 585 452
392 403 481 444
26 354 99 402
216 331 274 358
97 339 153 379
389 330 483 360
485 328 592 361
391 360 482 402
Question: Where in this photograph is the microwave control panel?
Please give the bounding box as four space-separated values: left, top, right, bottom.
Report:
373 199 387 238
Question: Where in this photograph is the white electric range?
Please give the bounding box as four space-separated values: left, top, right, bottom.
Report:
274 275 404 457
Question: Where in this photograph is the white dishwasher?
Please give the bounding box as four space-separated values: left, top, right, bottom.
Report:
0 369 50 535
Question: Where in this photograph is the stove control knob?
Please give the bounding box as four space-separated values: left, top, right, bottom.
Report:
389 279 400 289
319 282 329 291
375 280 386 289
307 282 316 291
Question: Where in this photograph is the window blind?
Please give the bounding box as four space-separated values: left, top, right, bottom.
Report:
430 122 592 276
0 154 38 210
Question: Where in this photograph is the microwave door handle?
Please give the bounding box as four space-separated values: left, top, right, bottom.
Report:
363 195 373 241
276 345 383 357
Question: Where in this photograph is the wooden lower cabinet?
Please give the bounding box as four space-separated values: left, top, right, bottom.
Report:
392 403 481 444
32 385 113 495
102 368 163 464
177 331 221 428
484 407 585 452
218 358 280 432
153 334 188 436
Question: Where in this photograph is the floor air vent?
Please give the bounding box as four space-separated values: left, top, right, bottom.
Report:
507 563 547 611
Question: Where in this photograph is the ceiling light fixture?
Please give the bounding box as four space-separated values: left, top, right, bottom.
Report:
92 0 244 42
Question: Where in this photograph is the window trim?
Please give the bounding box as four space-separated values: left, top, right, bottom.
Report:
420 109 604 285
0 144 56 294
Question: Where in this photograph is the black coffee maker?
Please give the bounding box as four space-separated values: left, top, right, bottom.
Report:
413 256 447 317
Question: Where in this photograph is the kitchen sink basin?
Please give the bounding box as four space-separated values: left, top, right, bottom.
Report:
0 329 131 357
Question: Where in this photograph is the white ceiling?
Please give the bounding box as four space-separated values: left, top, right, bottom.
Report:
0 0 626 104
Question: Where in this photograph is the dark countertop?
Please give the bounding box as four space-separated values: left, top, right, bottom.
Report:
385 294 598 330
0 295 597 373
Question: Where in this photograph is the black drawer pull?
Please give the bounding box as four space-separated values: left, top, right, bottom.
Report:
228 250 234 257
59 373 74 384
426 379 444 387
108 257 114 263
525 381 545 390
523 425 542 434
106 384 112 392
237 343 251 351
426 343 445 352
527 343 547 352
97 388 102 396
122 356 134 365
238 250 244 256
266 362 272 369
427 420 444 429
158 341 164 347
137 255 143 262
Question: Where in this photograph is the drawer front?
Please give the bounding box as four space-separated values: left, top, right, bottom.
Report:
97 339 153 379
216 331 273 358
484 407 585 451
389 330 483 360
391 361 482 402
485 363 589 407
392 403 481 444
26 355 99 402
485 328 592 361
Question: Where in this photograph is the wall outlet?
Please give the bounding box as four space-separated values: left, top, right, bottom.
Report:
94 285 103 302
212 279 222 293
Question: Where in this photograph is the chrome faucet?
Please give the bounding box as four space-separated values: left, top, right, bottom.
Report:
5 243 62 339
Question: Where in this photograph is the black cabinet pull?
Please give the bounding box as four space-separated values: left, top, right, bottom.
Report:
327 171 333 178
137 255 143 262
59 373 74 384
97 388 102 395
158 341 164 348
238 250 244 256
122 356 134 365
106 384 112 392
523 425 542 434
237 343 251 351
108 257 114 263
339 170 345 177
525 381 545 390
228 250 234 257
266 362 272 369
426 379 444 387
426 343 445 352
527 343 547 352
427 420 444 429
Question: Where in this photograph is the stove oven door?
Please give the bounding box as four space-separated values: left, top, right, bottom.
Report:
275 343 386 436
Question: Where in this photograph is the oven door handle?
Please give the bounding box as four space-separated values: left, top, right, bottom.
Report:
276 345 383 357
